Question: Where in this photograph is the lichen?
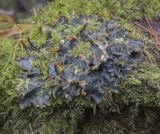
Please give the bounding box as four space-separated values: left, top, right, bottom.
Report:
1 0 160 133
29 0 160 46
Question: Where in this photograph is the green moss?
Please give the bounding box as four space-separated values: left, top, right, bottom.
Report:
114 38 128 45
0 38 20 133
64 24 83 39
121 62 160 105
51 30 62 48
83 121 125 134
1 0 160 133
0 38 19 95
69 41 91 58
29 0 160 47
29 24 49 45
32 50 51 78
0 22 13 30
85 18 102 32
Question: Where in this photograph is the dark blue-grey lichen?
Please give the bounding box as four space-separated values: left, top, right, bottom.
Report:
16 14 142 108
17 57 51 108
17 69 51 108
17 56 35 71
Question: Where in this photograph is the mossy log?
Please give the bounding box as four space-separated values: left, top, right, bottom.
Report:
0 0 160 134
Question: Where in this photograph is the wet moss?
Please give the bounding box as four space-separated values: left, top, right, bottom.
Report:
121 62 160 105
0 38 20 133
1 0 160 133
69 41 91 58
0 38 19 95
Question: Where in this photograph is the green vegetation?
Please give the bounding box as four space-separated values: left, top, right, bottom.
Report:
30 0 160 45
69 41 91 58
121 62 160 105
1 0 160 133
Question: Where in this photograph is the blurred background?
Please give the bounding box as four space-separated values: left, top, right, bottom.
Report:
0 0 52 18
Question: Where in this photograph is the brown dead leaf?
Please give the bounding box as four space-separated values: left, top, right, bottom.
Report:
0 24 33 37
0 13 15 23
